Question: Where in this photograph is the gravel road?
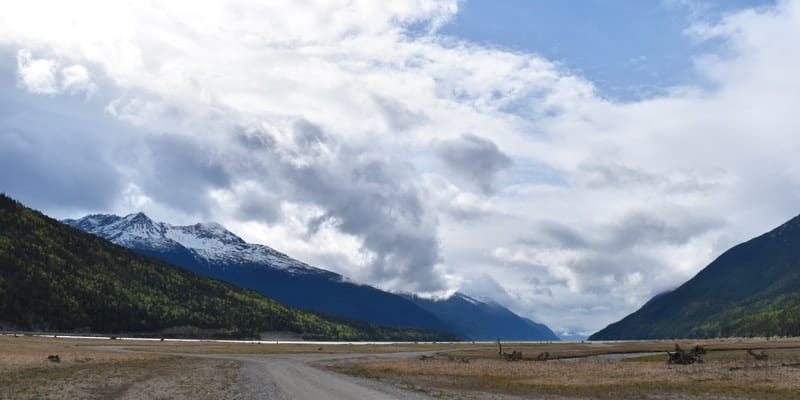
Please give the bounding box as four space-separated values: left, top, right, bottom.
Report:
99 346 435 400
233 353 432 400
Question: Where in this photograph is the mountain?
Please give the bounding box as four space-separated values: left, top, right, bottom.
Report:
403 292 560 341
590 215 800 340
0 194 454 341
64 213 450 332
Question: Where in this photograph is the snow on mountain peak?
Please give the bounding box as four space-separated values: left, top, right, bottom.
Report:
64 213 323 274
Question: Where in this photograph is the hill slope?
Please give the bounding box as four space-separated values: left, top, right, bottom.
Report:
64 213 450 332
0 194 454 341
404 292 560 341
590 215 800 340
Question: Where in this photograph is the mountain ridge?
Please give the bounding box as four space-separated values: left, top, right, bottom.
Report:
65 212 451 331
403 292 560 341
65 213 328 275
590 214 800 340
0 194 454 340
65 211 559 340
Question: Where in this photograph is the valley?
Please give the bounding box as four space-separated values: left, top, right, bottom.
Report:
4 335 800 399
3 1 799 399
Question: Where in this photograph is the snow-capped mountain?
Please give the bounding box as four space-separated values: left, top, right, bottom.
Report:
64 213 449 332
65 212 560 340
65 213 326 275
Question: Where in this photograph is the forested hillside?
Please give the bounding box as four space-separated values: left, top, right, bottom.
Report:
0 194 455 341
591 214 800 340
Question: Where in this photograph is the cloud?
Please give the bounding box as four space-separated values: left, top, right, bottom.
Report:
436 133 513 194
16 49 57 94
281 146 446 292
0 62 123 212
16 49 95 95
2 0 800 334
0 128 122 211
61 64 95 94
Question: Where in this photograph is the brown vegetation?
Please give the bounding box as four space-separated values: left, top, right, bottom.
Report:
0 336 240 400
7 335 800 399
332 338 800 399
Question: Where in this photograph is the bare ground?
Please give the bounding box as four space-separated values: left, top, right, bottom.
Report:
0 336 437 400
331 340 800 400
0 336 240 400
5 336 800 399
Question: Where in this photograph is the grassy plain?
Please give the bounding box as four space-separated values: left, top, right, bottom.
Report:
0 336 240 400
4 335 800 399
330 338 800 399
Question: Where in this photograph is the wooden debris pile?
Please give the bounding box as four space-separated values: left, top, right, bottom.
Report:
747 349 768 361
667 344 705 365
503 351 523 361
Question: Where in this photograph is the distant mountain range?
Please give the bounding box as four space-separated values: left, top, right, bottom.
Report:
591 214 800 340
404 292 559 341
0 194 452 340
65 212 558 341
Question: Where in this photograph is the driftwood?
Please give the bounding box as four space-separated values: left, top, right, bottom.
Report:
781 362 800 368
536 351 550 361
747 349 768 361
418 355 435 361
667 344 705 365
503 351 523 361
47 355 60 363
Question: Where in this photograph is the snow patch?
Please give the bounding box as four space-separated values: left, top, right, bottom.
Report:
64 212 327 275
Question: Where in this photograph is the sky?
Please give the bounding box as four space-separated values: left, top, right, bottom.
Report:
1 0 798 338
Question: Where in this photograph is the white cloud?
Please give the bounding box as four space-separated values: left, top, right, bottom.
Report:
16 49 58 94
15 49 95 95
2 0 800 334
61 64 95 95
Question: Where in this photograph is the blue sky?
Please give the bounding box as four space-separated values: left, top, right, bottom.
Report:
441 0 775 99
1 0 799 336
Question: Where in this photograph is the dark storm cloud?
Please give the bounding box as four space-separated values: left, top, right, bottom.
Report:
436 133 512 194
232 188 282 223
530 212 722 253
282 151 445 291
0 127 122 212
292 119 327 147
0 61 125 212
235 125 277 150
536 221 590 249
135 134 232 215
606 212 723 250
161 120 449 292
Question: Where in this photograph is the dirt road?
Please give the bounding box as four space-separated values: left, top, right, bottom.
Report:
233 353 432 400
100 346 435 400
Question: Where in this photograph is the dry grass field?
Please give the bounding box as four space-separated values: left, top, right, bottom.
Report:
0 336 240 400
4 335 800 399
331 338 800 399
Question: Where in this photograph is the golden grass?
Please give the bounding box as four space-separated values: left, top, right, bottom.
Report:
0 336 240 400
331 338 800 399
336 358 800 399
0 335 160 373
439 337 800 361
8 335 800 399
